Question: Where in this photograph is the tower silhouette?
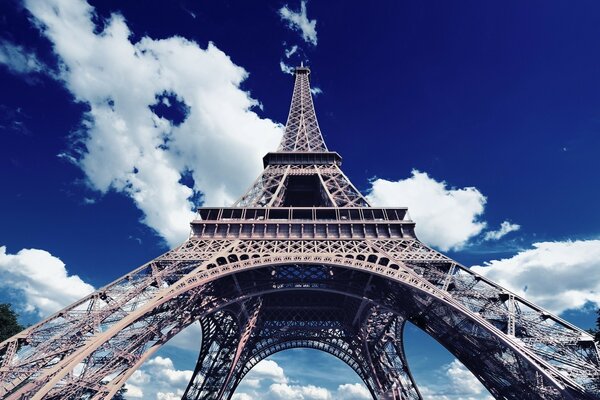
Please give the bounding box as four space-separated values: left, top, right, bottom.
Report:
1 66 599 400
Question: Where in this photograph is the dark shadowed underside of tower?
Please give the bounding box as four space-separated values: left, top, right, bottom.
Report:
0 67 599 400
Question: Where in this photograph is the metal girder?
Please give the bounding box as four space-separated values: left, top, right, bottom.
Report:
0 241 599 399
1 65 599 400
184 292 421 400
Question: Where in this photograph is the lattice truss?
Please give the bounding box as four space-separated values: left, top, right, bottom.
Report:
1 237 598 399
278 67 327 152
1 65 599 400
184 291 421 400
235 164 369 207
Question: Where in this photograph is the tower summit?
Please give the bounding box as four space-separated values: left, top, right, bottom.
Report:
278 66 327 152
237 66 369 208
1 66 599 400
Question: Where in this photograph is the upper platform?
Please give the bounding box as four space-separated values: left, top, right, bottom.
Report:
263 151 342 167
191 207 416 240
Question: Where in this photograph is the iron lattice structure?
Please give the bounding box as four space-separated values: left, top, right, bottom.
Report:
1 66 599 400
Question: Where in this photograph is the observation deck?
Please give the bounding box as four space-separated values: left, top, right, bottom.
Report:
191 207 416 240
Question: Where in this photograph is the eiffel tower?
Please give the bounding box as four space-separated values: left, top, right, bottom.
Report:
1 66 599 400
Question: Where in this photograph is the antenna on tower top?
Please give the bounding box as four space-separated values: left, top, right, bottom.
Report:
301 61 304 67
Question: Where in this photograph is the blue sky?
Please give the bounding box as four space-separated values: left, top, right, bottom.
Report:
1 1 600 399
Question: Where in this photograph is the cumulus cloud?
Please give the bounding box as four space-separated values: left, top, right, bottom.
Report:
0 40 53 77
232 394 254 400
280 60 295 75
146 357 193 385
471 240 600 314
279 1 318 46
367 170 487 251
124 384 143 398
0 246 94 316
163 321 202 351
246 360 288 385
445 360 488 396
125 356 193 400
268 383 331 399
232 359 370 400
336 383 371 400
124 355 487 400
419 359 492 400
23 0 282 246
483 221 521 241
235 359 483 400
124 357 302 400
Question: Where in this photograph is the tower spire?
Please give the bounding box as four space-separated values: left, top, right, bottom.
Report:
278 66 328 152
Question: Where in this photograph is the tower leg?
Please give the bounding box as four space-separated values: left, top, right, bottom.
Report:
182 312 239 400
183 299 262 400
360 309 422 400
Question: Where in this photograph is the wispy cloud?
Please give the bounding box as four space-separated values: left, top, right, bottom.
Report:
483 221 521 241
279 1 318 46
0 105 32 135
279 60 295 75
284 45 298 58
0 40 49 76
310 86 322 96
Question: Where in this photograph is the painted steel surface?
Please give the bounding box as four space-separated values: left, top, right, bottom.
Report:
1 67 598 400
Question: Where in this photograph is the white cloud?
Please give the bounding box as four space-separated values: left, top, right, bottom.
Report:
232 394 254 400
0 246 94 316
419 359 492 400
23 0 282 247
235 359 289 396
247 360 288 384
310 86 323 96
445 360 487 396
146 356 193 385
483 221 521 241
471 240 600 314
128 370 150 386
279 1 318 46
285 45 298 58
233 359 370 400
0 40 52 77
280 60 295 75
125 356 192 400
128 355 342 400
268 383 331 400
367 170 487 251
336 383 371 399
164 321 201 351
156 392 184 400
123 383 143 398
